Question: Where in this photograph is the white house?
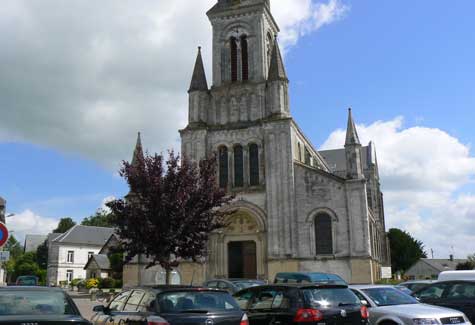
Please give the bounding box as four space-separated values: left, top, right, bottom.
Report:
46 225 114 285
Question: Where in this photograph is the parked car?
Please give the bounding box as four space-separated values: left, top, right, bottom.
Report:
412 280 475 323
91 286 247 325
203 279 266 294
438 271 475 282
399 280 435 293
15 275 39 286
393 285 413 295
0 286 91 324
233 283 369 325
274 272 347 285
351 285 471 325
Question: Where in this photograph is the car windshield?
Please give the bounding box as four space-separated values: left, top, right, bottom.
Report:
158 291 240 313
16 277 37 285
303 288 360 308
233 280 266 290
0 291 75 316
309 273 347 285
362 287 419 306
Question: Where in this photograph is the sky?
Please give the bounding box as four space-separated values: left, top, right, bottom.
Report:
0 0 474 259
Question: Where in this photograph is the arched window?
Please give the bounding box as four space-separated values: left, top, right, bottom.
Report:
315 213 333 255
219 146 229 188
297 142 302 161
234 145 244 187
249 143 259 186
241 35 249 81
230 37 238 82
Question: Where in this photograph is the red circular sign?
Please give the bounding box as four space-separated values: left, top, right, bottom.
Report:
0 222 8 248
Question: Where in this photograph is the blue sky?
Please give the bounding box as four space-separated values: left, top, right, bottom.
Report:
0 0 474 258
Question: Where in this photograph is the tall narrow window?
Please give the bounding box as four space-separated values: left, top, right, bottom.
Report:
249 144 259 186
230 37 238 82
67 251 74 263
315 214 333 255
234 145 244 187
219 146 229 188
241 35 249 81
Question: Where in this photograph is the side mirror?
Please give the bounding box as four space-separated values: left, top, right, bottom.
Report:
361 300 369 307
93 305 106 313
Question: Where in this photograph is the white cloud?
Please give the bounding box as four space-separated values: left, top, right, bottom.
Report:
100 196 116 213
0 0 348 169
321 117 475 259
6 210 59 244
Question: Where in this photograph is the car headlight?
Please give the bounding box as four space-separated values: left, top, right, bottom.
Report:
412 319 439 325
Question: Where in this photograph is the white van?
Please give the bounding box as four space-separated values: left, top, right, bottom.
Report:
438 270 475 281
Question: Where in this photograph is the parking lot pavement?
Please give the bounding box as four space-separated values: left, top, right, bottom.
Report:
74 297 103 321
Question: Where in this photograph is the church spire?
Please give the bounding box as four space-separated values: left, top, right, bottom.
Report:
188 46 208 92
131 132 144 167
268 39 288 82
345 108 361 146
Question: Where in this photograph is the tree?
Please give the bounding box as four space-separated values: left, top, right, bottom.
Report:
36 240 48 269
81 209 114 227
107 151 233 284
53 217 76 233
4 235 23 259
387 228 427 273
457 254 475 270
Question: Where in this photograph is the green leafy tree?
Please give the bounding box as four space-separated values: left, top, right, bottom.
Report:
456 254 475 270
4 235 23 259
388 228 427 273
81 210 114 227
36 240 48 269
53 217 76 233
107 151 233 284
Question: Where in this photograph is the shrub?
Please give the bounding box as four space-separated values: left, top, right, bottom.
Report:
70 278 83 287
99 277 115 289
113 279 123 289
86 278 99 289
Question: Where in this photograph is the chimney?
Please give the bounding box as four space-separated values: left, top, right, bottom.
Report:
449 254 454 262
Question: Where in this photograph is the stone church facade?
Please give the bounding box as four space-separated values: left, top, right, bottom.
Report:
179 0 389 284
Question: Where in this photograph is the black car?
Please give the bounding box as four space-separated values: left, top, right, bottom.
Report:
412 280 475 322
203 279 267 294
233 284 369 325
0 286 91 324
91 286 247 325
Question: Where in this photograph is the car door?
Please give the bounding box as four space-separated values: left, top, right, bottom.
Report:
117 289 146 324
443 282 475 322
92 290 131 325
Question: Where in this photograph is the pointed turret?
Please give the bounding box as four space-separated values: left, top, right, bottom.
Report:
131 132 144 167
345 108 360 146
268 39 288 82
344 108 364 180
188 47 208 93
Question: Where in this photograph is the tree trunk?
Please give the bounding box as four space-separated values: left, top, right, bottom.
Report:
165 268 171 285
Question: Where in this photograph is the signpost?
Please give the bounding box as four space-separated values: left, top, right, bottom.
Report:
0 251 9 262
381 266 392 279
0 222 9 248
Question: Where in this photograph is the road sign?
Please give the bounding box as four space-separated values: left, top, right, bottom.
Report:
381 266 392 279
0 251 9 262
0 222 9 248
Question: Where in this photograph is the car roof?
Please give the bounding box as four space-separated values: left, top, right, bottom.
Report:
241 283 349 290
350 285 395 290
126 286 229 293
0 286 64 291
400 280 435 284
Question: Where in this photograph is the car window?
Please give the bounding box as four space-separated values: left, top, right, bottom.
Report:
446 283 475 299
249 289 288 310
304 288 361 308
138 292 156 312
351 289 369 304
362 287 418 307
123 290 145 312
218 282 230 289
109 291 131 312
157 291 239 312
206 281 219 288
234 289 254 309
414 283 449 300
0 290 77 316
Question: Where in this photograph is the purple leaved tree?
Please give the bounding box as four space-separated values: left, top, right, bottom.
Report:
107 151 234 284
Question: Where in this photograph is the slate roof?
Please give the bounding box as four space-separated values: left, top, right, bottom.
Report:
268 39 287 81
420 258 467 272
24 234 47 253
319 145 374 174
53 225 114 246
84 254 111 270
131 132 144 167
345 109 361 146
189 47 208 92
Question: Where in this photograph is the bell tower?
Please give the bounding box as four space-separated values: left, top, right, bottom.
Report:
207 0 279 86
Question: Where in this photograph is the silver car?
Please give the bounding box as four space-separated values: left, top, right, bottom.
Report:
350 285 471 325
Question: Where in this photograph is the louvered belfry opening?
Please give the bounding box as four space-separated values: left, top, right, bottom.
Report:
230 37 238 82
241 35 249 81
249 143 259 186
315 213 333 255
234 145 244 187
219 146 229 188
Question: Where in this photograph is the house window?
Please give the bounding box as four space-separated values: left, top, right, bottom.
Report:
219 146 229 188
234 145 244 187
230 37 238 82
241 35 249 81
249 144 259 186
305 148 311 165
315 213 333 255
66 270 73 283
67 251 74 263
88 252 94 260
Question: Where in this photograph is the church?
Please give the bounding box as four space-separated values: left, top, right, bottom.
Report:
123 0 390 285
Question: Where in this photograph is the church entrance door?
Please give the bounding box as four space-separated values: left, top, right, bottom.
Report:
227 241 257 279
